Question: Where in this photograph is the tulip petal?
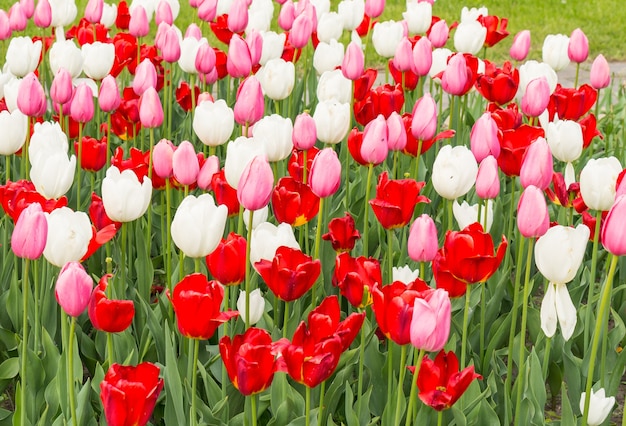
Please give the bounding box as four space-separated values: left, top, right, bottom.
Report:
540 283 558 338
555 282 577 340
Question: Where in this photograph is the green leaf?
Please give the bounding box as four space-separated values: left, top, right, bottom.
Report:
0 357 19 379
163 322 186 425
560 382 575 426
344 381 358 426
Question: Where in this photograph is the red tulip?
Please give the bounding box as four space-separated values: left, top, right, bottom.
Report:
115 0 130 30
88 274 135 333
74 135 107 172
547 84 597 122
322 212 361 253
100 362 164 426
389 60 419 91
332 253 382 308
220 327 277 395
413 350 481 411
354 82 404 127
287 147 319 183
255 246 321 302
271 177 320 227
175 81 200 112
475 60 519 106
210 169 241 216
304 295 365 351
169 273 238 339
478 15 509 48
206 232 247 286
579 114 602 149
497 124 545 177
369 172 429 229
0 179 68 223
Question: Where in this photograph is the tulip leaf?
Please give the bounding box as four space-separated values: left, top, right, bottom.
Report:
133 219 155 306
562 349 583 406
450 404 467 426
323 363 354 417
75 378 95 426
0 357 19 380
478 400 500 425
163 322 187 425
344 380 359 426
560 381 575 426
137 291 166 363
42 377 60 425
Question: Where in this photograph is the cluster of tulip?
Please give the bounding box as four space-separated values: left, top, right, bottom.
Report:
0 0 625 424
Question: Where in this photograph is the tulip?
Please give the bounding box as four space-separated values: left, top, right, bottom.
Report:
386 112 407 151
55 261 93 317
236 289 265 326
179 36 206 74
517 185 550 238
393 37 415 73
601 195 626 256
412 36 432 77
29 121 68 159
252 115 293 162
408 214 438 263
250 222 300 265
133 59 158 96
158 25 181 62
70 83 95 123
590 54 611 90
0 109 28 156
309 147 341 198
410 289 451 352
11 203 48 260
580 388 615 426
313 39 345 75
289 13 313 48
579 157 622 212
155 0 172 25
535 224 589 285
509 29 531 61
432 145 478 200
392 265 419 285
542 34 570 71
139 87 164 128
227 34 253 78
237 156 274 211
50 68 73 106
224 136 266 189
338 0 364 31
6 36 42 78
292 112 317 150
476 155 500 199
82 42 115 80
428 19 449 48
403 1 431 34
322 212 361 253
370 171 429 229
568 28 589 63
152 139 175 179
196 155 219 190
85 0 103 23
99 75 120 112
206 232 247 286
519 137 553 190
100 2 116 27
360 115 389 165
316 69 351 104
441 53 471 96
454 20 487 55
193 99 235 147
333 253 381 308
88 274 135 333
255 58 295 101
100 363 164 426
34 0 52 28
234 76 265 127
171 194 228 258
339 41 364 81
317 11 344 43
9 5 27 32
49 0 77 27
521 77 550 117
49 39 83 79
17 73 46 117
129 5 149 37
365 0 383 18
545 119 583 164
453 200 494 232
258 31 285 65
470 112 500 162
30 145 76 200
43 207 92 267
170 140 198 186
411 94 437 141
313 100 350 145
517 60 558 98
101 166 152 222
372 20 404 58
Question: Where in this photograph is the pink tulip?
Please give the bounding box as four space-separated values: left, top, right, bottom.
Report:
195 43 216 74
185 23 202 40
568 28 589 63
246 30 263 67
309 147 341 198
198 0 217 22
441 53 469 96
99 75 121 112
139 87 164 128
55 262 93 317
413 36 432 76
387 112 407 151
278 0 295 31
601 195 626 255
289 13 313 49
292 112 317 150
227 34 252 78
129 5 149 37
84 0 103 23
237 156 274 211
17 73 46 117
70 83 95 123
342 41 364 81
155 0 173 26
189 0 202 7
520 137 553 190
407 214 438 262
411 93 437 141
153 139 175 179
133 58 157 95
0 11 11 40
470 112 500 162
510 30 531 61
228 0 248 32
20 0 34 19
517 185 550 238
50 68 73 105
360 115 389 165
393 37 415 73
365 0 384 18
521 77 550 117
11 203 47 260
33 0 51 28
172 141 199 185
197 155 220 190
234 76 264 126
198 92 214 104
160 25 181 62
428 19 449 48
590 54 611 90
9 3 27 31
476 155 500 199
410 288 451 352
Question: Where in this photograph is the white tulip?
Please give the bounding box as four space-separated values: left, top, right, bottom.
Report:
453 199 493 232
81 42 115 80
313 40 345 75
253 114 293 162
101 166 152 222
259 31 286 66
534 224 589 285
372 20 404 58
250 222 299 266
43 207 92 267
579 157 622 211
392 265 419 285
193 99 235 147
313 100 350 145
580 388 615 426
542 34 570 72
256 58 295 100
432 145 478 200
49 39 84 78
454 20 487 55
337 0 364 31
224 136 265 189
0 109 28 155
5 37 42 77
237 288 265 325
316 12 344 43
316 68 351 103
403 2 432 34
540 282 577 340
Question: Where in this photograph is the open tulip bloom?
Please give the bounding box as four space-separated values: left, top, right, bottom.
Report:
1 1 626 425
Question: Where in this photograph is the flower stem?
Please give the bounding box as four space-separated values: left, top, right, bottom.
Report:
506 236 526 393
77 123 83 210
165 179 172 295
584 210 603 353
283 301 289 339
393 344 408 426
437 410 443 426
318 380 326 426
68 316 78 426
120 222 127 297
461 283 472 368
413 139 423 181
356 316 367 419
542 336 551 379
305 386 311 426
312 197 325 305
405 349 425 426
107 332 114 367
363 164 374 256
191 338 200 426
387 229 394 284
251 394 258 426
513 237 535 425
245 209 254 329
20 258 30 426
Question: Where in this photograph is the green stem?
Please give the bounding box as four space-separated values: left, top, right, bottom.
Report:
447 198 453 232
190 338 200 426
245 209 254 329
165 180 172 295
387 342 394 407
387 229 394 284
283 301 289 339
23 117 31 180
120 223 127 297
393 344 408 426
437 410 443 426
363 164 374 256
68 316 78 426
33 259 40 353
542 336 551 379
107 332 114 367
584 210 603 353
344 129 351 210
106 113 112 169
20 258 31 426
506 236 526 391
460 283 472 368
356 316 367 418
318 380 326 426
513 237 536 425
305 385 311 426
405 349 425 426
303 149 308 186
413 139 423 181
574 63 580 88
77 123 83 210
312 197 325 305
251 394 258 426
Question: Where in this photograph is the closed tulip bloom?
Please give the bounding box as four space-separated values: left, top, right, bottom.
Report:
49 39 83 79
82 42 115 80
364 0 383 18
253 115 293 162
234 76 265 126
98 75 120 112
259 31 285 65
55 261 93 317
360 115 389 165
152 139 175 178
580 389 615 426
289 13 313 48
313 40 345 76
17 73 46 117
227 34 252 78
454 20 486 55
227 0 248 32
470 112 500 162
392 37 415 73
236 289 265 325
403 1 431 34
11 203 47 259
256 58 295 100
453 200 494 232
0 109 28 155
441 53 470 96
413 36 432 77
410 289 451 352
155 0 172 25
84 0 103 23
432 145 478 200
372 20 404 58
172 140 199 186
129 5 149 37
179 36 206 74
411 93 437 141
408 214 438 263
545 119 583 163
133 59 157 96
386 112 407 151
30 146 76 200
206 232 247 285
49 0 77 27
292 112 317 150
580 157 622 211
568 28 589 63
601 195 626 256
6 36 42 77
50 68 73 106
159 25 181 62
316 69 351 104
10 3 28 31
88 274 135 333
309 147 341 198
237 156 274 211
520 137 553 190
518 60 558 98
197 155 219 190
313 100 350 145
139 87 164 128
29 121 68 158
193 100 234 147
34 0 52 28
590 54 611 90
517 185 550 238
428 19 449 48
224 136 266 189
338 0 364 31
317 12 343 43
476 155 500 199
102 166 152 222
194 42 215 73
43 207 92 267
542 34 570 71
99 2 117 28
70 83 95 123
250 222 300 265
521 76 550 117
171 194 228 258
509 30 530 61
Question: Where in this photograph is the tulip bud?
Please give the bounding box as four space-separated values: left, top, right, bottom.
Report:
403 1 431 34
34 0 52 28
372 20 404 58
408 214 438 263
84 0 103 23
9 4 27 34
521 77 550 117
194 100 234 147
601 195 626 256
579 389 615 426
341 41 364 80
155 0 172 26
432 145 478 200
579 157 622 212
99 75 121 112
317 12 343 44
224 136 266 189
55 261 93 317
237 156 274 211
228 0 248 33
160 25 181 62
454 20 486 55
313 100 350 145
360 115 389 165
517 185 549 238
309 148 341 198
313 40 345 76
590 54 611 90
198 0 217 22
568 28 589 63
43 207 92 267
393 37 415 73
364 0 384 19
476 155 500 199
101 166 152 223
256 58 295 101
11 203 47 260
441 53 469 96
17 73 46 117
0 109 28 156
139 87 164 128
337 0 364 31
152 139 175 179
253 115 293 162
428 19 449 48
292 112 317 150
386 112 407 151
227 34 253 78
70 83 95 123
412 36 432 76
510 30 530 61
172 141 199 186
133 59 157 96
129 5 149 38
289 14 313 48
453 200 493 232
237 289 265 325
194 42 215 74
542 34 570 72
197 155 219 190
520 137 553 190
234 76 265 127
50 68 73 106
410 289 451 352
411 94 437 141
470 112 500 162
